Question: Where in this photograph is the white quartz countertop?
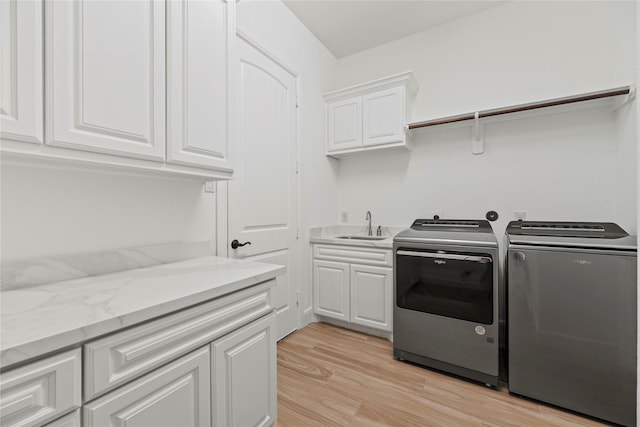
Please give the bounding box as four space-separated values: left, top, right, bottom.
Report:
309 225 406 249
1 256 285 369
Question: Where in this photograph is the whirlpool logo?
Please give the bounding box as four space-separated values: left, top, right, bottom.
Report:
573 259 592 265
434 259 446 265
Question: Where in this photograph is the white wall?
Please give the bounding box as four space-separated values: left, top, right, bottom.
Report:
1 164 216 260
233 0 338 324
333 0 636 237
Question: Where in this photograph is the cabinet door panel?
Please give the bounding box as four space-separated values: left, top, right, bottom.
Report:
0 349 81 427
84 347 211 427
350 264 392 331
167 0 234 171
46 0 165 160
362 86 404 146
313 259 350 320
46 409 81 427
212 314 276 427
327 97 361 152
84 280 273 401
0 0 43 143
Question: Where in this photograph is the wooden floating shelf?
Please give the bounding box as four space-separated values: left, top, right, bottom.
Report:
407 86 633 130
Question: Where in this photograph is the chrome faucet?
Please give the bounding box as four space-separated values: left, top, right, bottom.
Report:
365 211 372 236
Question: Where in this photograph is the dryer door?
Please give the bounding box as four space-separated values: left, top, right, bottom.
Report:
507 246 636 426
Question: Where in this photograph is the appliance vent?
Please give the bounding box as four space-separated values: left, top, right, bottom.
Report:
421 220 480 228
521 222 605 232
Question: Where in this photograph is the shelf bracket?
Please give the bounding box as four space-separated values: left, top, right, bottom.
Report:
472 112 484 154
613 85 636 112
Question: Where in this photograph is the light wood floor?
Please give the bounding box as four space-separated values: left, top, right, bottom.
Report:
275 322 609 427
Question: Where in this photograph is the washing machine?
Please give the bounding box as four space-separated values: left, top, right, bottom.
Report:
393 219 501 387
506 220 637 426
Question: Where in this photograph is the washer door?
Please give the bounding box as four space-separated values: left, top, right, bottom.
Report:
395 248 494 324
508 246 636 426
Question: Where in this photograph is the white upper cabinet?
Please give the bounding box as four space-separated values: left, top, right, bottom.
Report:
45 0 166 160
0 0 43 144
167 0 234 172
327 97 362 152
362 86 404 147
324 71 417 158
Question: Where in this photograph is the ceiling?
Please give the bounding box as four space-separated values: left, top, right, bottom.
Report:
282 0 510 58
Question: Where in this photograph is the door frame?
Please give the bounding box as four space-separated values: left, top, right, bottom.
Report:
216 29 302 334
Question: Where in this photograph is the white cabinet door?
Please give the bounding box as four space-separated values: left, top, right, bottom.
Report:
350 264 392 331
327 97 361 152
0 0 43 144
362 86 404 147
313 259 350 321
46 409 81 427
83 347 211 427
167 0 234 172
46 0 165 160
211 313 276 427
0 349 81 427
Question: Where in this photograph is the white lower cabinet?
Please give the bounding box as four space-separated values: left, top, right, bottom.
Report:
0 349 81 427
1 281 277 427
80 282 277 427
313 244 393 332
46 410 81 427
313 259 350 321
212 313 277 427
83 347 211 427
350 264 393 330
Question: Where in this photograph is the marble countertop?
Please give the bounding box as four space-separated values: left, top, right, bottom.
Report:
1 255 285 369
309 225 406 249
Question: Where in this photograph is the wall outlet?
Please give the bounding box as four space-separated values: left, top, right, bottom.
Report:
514 210 526 221
341 211 348 223
203 182 216 193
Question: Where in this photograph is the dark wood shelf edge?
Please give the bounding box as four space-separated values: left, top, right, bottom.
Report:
407 86 632 130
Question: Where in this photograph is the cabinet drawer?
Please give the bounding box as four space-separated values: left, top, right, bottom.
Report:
46 409 81 427
84 280 274 401
0 349 81 427
84 347 211 427
313 244 392 267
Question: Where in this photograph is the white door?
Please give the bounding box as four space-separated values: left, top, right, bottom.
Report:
313 259 350 321
0 0 43 144
362 86 404 146
211 314 276 427
327 97 362 152
226 33 298 340
46 0 165 160
166 0 235 172
350 264 392 331
83 347 211 427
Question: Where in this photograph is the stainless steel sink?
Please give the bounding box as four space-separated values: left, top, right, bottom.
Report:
336 235 387 241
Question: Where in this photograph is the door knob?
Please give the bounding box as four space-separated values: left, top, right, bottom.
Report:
231 239 251 249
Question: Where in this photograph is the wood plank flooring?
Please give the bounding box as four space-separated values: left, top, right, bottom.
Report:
275 322 609 427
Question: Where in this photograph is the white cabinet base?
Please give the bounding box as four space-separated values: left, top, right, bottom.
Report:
312 244 393 336
313 259 350 321
212 313 276 427
350 264 392 331
83 347 211 427
0 349 81 427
